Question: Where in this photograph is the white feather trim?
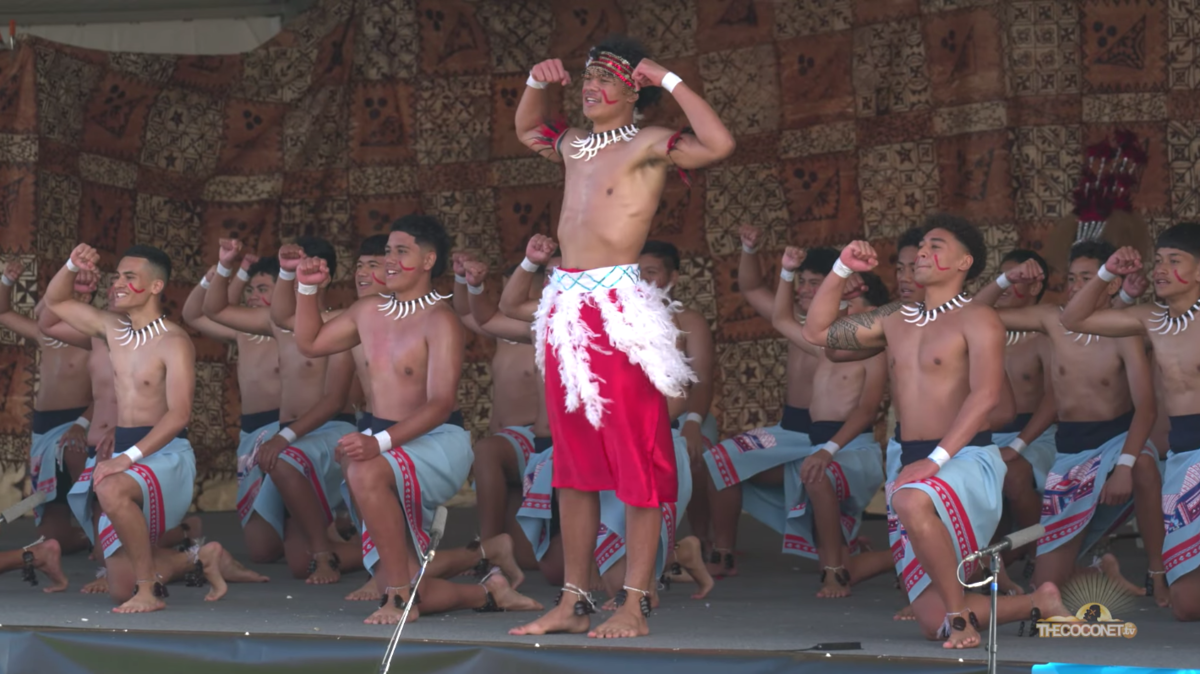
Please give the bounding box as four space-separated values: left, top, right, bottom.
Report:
534 266 697 428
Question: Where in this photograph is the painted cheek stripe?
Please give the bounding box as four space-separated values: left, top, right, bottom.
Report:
371 273 387 285
129 284 145 294
600 90 618 105
933 255 950 271
398 263 416 272
1173 270 1188 284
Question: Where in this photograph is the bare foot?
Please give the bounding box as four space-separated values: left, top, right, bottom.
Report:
705 548 737 578
365 588 416 625
28 540 69 593
1099 553 1146 597
1030 581 1072 619
113 583 166 613
509 597 590 635
483 572 543 611
81 576 109 594
306 552 341 585
482 534 525 590
589 599 649 639
942 617 981 649
675 537 714 599
215 545 269 584
198 542 230 601
894 604 916 621
1148 572 1171 608
816 567 850 598
346 577 381 602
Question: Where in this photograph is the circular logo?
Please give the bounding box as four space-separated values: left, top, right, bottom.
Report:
1122 622 1138 638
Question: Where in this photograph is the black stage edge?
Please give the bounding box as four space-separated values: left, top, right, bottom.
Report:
0 629 1034 674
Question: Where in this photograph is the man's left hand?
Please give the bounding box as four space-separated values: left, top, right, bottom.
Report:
893 459 940 489
631 58 669 90
337 432 381 462
1099 464 1133 505
800 450 834 485
256 435 289 473
57 423 88 458
92 454 133 485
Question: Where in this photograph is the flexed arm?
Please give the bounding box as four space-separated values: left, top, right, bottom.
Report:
801 243 894 351
1060 247 1148 337
45 246 110 339
636 60 735 168
205 238 273 336
466 260 534 343
500 235 555 323
292 257 361 358
516 59 573 162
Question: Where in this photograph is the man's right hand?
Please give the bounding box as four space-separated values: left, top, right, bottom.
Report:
217 238 244 268
840 241 879 273
452 252 473 278
241 253 260 272
530 59 570 87
739 224 761 252
4 259 24 282
526 234 557 265
464 260 488 287
95 428 116 462
1004 259 1044 285
1105 246 1142 277
297 257 330 287
782 246 806 272
69 244 101 273
278 243 306 273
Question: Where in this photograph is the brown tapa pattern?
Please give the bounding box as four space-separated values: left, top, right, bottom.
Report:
1 0 1198 509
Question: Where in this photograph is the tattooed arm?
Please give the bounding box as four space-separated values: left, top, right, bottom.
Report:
806 301 901 351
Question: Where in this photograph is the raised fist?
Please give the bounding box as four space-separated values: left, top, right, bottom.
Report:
839 241 878 273
464 260 488 287
3 258 24 281
526 234 557 265
1105 246 1142 277
631 58 668 90
1004 259 1044 285
69 244 100 273
782 246 807 272
74 268 99 293
530 59 570 87
278 243 306 273
296 256 329 287
738 224 761 252
241 253 260 271
451 251 473 278
217 238 244 267
1121 271 1149 301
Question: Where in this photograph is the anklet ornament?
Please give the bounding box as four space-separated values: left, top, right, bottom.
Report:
183 541 205 587
708 548 735 574
474 566 506 613
1018 605 1041 637
20 536 45 586
1145 569 1166 595
381 585 410 610
307 550 341 575
614 585 652 617
555 582 597 616
133 578 169 598
937 609 979 639
821 565 851 587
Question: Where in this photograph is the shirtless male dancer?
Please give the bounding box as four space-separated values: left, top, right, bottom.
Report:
1060 223 1200 619
183 255 283 563
803 215 1070 649
47 244 264 611
292 214 540 624
204 237 360 584
509 33 734 638
1 260 93 555
974 241 1161 598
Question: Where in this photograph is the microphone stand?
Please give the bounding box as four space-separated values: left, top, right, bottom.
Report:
987 551 999 674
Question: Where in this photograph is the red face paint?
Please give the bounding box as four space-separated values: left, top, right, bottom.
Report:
914 282 925 288
129 284 145 294
371 272 386 286
933 255 950 271
398 262 416 272
600 90 618 105
261 297 272 307
1173 270 1189 285
1013 288 1026 299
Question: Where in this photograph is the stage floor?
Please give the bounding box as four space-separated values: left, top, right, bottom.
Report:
0 510 1191 670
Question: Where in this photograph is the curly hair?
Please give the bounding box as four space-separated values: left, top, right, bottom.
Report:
922 213 987 281
589 34 662 111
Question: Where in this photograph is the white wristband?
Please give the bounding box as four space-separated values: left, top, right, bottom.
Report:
468 283 484 295
298 282 318 296
832 259 854 279
996 274 1012 290
123 446 143 464
661 72 682 93
1008 438 1027 455
819 441 841 456
278 427 298 444
780 269 796 283
1116 453 1136 468
520 257 539 273
74 416 91 430
374 429 393 453
741 243 758 255
1097 266 1117 283
278 269 296 281
0 274 13 286
216 263 233 278
1119 289 1136 305
928 446 951 467
237 268 250 282
65 258 80 273
684 412 704 427
454 274 467 285
200 276 211 289
526 73 547 89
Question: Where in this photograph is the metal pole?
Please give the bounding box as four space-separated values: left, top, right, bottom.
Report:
987 552 999 674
